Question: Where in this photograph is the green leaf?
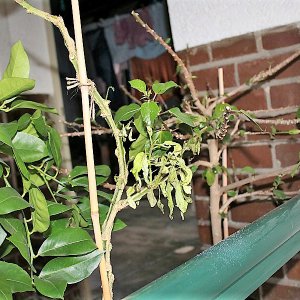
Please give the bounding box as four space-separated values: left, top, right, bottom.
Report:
7 230 31 265
0 126 13 146
113 219 127 232
273 189 289 200
0 78 35 102
152 81 178 94
38 227 96 257
131 152 145 181
141 102 160 126
0 261 33 293
13 148 30 179
153 131 173 144
129 134 148 161
241 166 255 174
10 100 57 113
296 107 300 119
114 103 140 123
205 169 216 186
134 113 147 136
129 79 147 94
0 122 18 140
0 241 15 259
17 113 31 130
212 103 227 119
34 276 66 300
227 190 237 197
147 189 157 207
0 187 30 214
0 282 12 300
0 215 26 235
288 129 300 135
48 127 62 167
69 165 111 179
0 225 7 246
47 201 71 216
32 110 49 137
3 41 30 79
12 132 48 163
29 187 50 233
168 107 197 127
39 249 102 284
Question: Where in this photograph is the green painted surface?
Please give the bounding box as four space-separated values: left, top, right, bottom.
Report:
124 195 300 300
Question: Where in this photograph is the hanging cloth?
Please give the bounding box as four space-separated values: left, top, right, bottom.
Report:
130 51 179 101
101 2 169 64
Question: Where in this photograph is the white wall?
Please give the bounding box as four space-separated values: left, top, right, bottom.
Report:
0 0 72 169
0 0 55 95
167 0 300 51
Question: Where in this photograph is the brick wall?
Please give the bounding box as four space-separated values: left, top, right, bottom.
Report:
179 23 300 299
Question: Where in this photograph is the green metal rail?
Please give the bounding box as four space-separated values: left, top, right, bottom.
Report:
124 195 300 300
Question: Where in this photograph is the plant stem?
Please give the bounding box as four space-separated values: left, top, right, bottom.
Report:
23 216 36 279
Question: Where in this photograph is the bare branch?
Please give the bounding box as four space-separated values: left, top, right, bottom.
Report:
220 189 298 213
248 106 299 118
120 84 142 104
208 49 300 111
131 11 208 116
220 164 299 194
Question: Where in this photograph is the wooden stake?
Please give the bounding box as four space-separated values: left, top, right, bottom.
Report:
218 68 229 239
70 1 111 299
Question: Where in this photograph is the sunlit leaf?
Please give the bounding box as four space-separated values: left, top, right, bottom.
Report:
3 41 30 79
0 78 35 102
129 79 147 94
141 102 160 126
152 81 178 94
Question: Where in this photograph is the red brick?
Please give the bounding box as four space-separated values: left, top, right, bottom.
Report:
270 83 300 108
198 225 212 245
193 64 235 91
262 27 300 50
231 201 276 223
262 283 300 300
193 176 209 197
238 52 300 83
178 46 210 66
286 258 300 280
212 34 257 60
228 145 273 168
275 143 300 167
195 200 210 221
228 226 241 235
231 88 267 111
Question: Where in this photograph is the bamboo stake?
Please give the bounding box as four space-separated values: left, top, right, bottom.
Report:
70 1 111 299
218 68 229 239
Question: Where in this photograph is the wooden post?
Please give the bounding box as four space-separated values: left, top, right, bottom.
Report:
70 0 111 299
218 68 229 239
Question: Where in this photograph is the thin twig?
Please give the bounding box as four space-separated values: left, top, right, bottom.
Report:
120 84 142 104
220 164 299 194
219 189 298 213
131 11 208 116
61 129 112 137
248 106 299 118
208 49 300 111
